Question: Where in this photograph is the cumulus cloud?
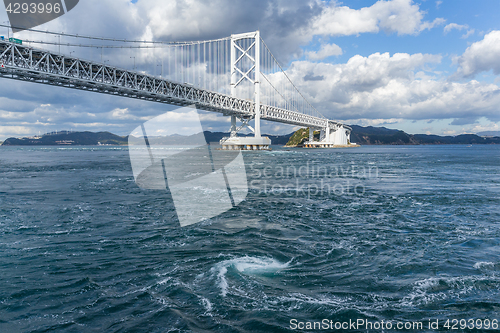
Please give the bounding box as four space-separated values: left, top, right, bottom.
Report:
6 0 445 64
470 122 500 134
289 52 442 100
4 0 323 65
313 0 445 36
0 0 496 138
284 52 500 123
0 79 181 139
306 43 342 60
444 23 468 34
461 29 475 39
0 126 34 137
444 23 474 39
344 118 404 126
109 108 152 121
134 0 444 59
455 30 500 77
125 0 323 62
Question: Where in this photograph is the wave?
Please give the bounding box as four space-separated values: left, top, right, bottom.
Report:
474 261 497 270
401 275 500 307
211 256 290 297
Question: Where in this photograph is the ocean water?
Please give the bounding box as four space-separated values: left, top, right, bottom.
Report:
0 145 499 332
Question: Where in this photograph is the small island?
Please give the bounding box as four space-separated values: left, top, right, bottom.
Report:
285 128 320 147
284 128 360 148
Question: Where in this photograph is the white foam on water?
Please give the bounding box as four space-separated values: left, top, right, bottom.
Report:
200 296 213 314
474 261 495 269
211 256 290 297
326 240 354 255
216 265 229 297
157 277 172 286
153 295 171 306
401 275 500 307
277 292 347 311
233 257 290 274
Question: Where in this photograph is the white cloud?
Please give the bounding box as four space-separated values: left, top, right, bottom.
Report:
461 29 475 39
442 129 458 135
455 30 500 77
443 23 474 38
284 52 500 123
313 0 445 36
344 118 404 126
0 82 181 139
0 0 497 138
0 126 34 137
469 121 500 133
7 0 323 65
134 0 323 62
444 23 468 34
6 0 445 66
306 43 342 60
110 108 147 120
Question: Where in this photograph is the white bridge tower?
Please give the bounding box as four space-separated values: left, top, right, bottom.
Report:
221 31 271 150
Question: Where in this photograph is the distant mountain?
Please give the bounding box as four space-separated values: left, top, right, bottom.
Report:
129 131 294 145
412 133 497 144
3 127 499 147
350 125 500 145
2 131 127 146
349 125 416 145
2 131 294 146
477 131 500 137
284 125 500 146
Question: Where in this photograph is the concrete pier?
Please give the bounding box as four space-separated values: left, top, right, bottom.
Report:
220 136 271 150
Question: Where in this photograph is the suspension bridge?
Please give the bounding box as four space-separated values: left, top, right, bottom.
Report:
0 29 352 149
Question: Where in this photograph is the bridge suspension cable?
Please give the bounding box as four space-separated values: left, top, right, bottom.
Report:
0 23 228 45
259 37 325 119
17 40 177 49
2 24 323 121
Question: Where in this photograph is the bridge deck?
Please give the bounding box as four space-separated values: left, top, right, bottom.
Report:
0 41 348 131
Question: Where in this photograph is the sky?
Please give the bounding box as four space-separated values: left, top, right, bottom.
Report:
1 0 500 140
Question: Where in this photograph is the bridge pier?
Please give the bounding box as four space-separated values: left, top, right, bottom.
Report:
304 124 357 148
220 136 271 150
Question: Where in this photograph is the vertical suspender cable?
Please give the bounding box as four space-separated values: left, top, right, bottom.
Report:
216 40 219 92
203 42 206 89
208 41 211 91
197 43 200 87
192 43 194 86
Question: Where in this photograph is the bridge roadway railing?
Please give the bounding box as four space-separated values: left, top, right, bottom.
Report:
0 41 335 130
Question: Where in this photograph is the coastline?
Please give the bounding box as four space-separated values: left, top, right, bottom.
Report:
2 126 499 147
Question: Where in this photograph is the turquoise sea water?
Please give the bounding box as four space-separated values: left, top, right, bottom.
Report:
0 145 499 332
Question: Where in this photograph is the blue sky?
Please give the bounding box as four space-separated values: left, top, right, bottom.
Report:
324 1 500 75
1 0 500 139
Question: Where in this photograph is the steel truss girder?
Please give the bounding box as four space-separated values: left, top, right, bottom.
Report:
0 40 348 132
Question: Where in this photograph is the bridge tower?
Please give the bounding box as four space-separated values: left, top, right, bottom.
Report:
221 31 271 150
